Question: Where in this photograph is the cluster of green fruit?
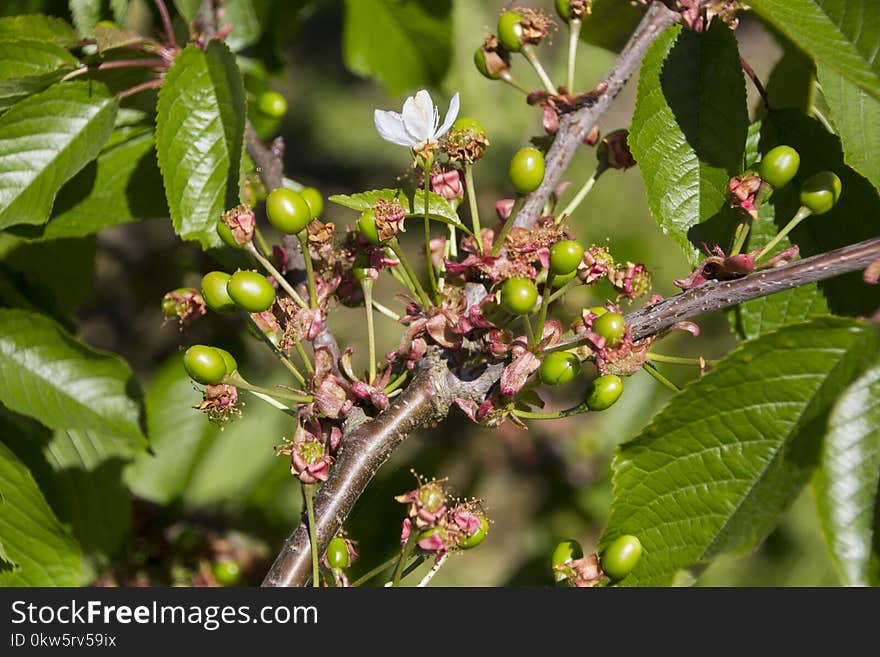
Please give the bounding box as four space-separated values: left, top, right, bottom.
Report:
758 145 842 215
552 534 643 585
499 239 626 412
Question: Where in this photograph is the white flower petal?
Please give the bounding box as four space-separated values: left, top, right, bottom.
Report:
374 109 415 147
402 89 435 142
434 92 460 140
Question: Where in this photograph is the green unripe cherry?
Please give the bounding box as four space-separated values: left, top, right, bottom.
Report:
226 270 276 313
552 539 584 581
213 347 238 375
500 277 538 315
551 269 578 288
555 0 573 22
497 12 524 52
212 560 242 586
325 537 350 569
758 145 800 189
266 187 311 234
357 210 381 244
256 90 288 119
601 534 643 581
474 46 500 80
183 345 228 385
459 516 490 549
592 311 626 346
799 171 842 215
216 220 243 249
201 271 236 313
586 374 623 411
452 117 487 139
299 186 324 219
549 239 584 277
509 146 545 195
539 351 581 386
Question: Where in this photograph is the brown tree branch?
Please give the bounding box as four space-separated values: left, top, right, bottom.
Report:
256 0 877 587
512 2 679 227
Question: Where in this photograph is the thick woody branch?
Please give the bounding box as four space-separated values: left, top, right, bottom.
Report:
512 1 679 228
262 356 505 586
259 0 877 587
260 1 679 588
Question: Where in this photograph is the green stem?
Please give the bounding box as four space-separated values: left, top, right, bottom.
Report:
643 362 681 392
388 262 417 296
372 298 401 322
729 220 751 256
384 370 409 394
362 279 377 383
350 555 400 587
399 555 426 580
534 275 554 347
464 164 483 251
647 352 715 366
567 19 582 92
755 206 812 262
253 226 272 258
558 162 607 222
390 238 432 309
293 339 315 375
500 70 530 94
303 483 320 588
391 531 416 587
246 243 308 309
422 161 438 300
545 277 580 305
241 312 307 386
225 374 313 404
297 231 318 308
521 315 536 346
490 197 524 257
514 402 589 420
521 45 557 95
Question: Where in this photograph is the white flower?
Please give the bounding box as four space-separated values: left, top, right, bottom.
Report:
374 89 460 151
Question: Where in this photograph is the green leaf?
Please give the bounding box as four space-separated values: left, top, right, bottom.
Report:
125 356 217 505
93 23 145 53
329 187 469 233
765 41 815 114
0 80 118 230
629 22 748 265
1 237 96 319
37 127 167 239
224 0 271 51
0 409 133 580
156 42 246 249
0 41 80 110
44 428 132 566
761 109 880 316
0 439 81 586
0 14 79 47
601 318 878 586
343 0 452 94
0 309 145 444
69 0 102 36
579 0 644 53
747 0 880 100
818 62 880 191
733 205 828 340
815 356 880 586
182 374 293 510
172 0 200 23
